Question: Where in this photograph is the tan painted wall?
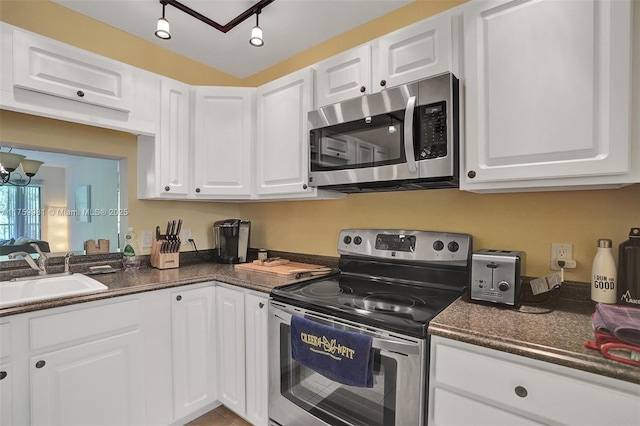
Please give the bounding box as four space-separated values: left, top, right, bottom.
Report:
1 0 639 283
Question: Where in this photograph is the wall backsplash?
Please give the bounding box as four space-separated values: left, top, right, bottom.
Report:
238 185 640 284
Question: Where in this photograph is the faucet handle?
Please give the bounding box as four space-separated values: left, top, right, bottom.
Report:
29 243 49 258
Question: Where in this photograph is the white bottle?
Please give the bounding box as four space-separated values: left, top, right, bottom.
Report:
591 239 617 304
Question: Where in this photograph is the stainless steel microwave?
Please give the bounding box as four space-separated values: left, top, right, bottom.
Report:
308 72 459 192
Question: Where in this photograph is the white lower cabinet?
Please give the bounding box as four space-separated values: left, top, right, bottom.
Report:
23 297 145 426
428 336 640 426
30 330 145 425
216 284 269 426
171 285 217 420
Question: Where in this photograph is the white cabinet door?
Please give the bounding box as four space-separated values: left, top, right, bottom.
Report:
0 363 12 426
171 286 216 420
12 29 132 112
157 78 191 198
255 68 315 197
462 0 634 192
429 336 640 426
314 44 372 107
244 293 269 426
378 11 452 90
30 331 145 426
194 87 254 198
216 286 246 416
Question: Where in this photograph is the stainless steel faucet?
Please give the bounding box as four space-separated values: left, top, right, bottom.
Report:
29 243 49 274
64 252 74 274
8 250 47 275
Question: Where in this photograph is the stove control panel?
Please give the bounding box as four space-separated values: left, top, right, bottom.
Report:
337 229 472 264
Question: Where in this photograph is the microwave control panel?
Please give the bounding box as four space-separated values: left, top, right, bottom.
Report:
417 101 447 159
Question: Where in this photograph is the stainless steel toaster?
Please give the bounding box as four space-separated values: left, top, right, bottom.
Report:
470 249 525 306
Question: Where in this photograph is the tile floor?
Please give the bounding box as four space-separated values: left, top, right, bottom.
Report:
185 405 252 426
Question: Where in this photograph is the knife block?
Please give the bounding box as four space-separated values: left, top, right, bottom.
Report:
150 236 180 269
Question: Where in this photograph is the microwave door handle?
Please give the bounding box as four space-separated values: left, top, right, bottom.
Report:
403 96 418 174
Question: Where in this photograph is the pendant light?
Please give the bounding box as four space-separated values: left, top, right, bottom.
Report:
155 3 171 40
249 10 264 47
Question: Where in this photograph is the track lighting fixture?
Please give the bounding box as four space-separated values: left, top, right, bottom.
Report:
154 0 273 42
249 10 264 47
155 2 171 40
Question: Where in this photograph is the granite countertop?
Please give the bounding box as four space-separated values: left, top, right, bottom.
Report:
0 251 338 317
428 283 640 385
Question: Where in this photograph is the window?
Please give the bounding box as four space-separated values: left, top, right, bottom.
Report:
0 185 42 241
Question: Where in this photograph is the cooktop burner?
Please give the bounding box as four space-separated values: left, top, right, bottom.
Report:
270 229 472 338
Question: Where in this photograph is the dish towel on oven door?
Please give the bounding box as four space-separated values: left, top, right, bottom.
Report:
291 315 374 387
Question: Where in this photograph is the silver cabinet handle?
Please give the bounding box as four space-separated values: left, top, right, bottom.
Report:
403 96 418 174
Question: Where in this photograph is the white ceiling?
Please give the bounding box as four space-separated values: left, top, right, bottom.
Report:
52 0 414 79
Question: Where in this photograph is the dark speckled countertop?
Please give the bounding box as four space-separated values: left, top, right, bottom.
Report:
0 250 338 317
428 283 640 385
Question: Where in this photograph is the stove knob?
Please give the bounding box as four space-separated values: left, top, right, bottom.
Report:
448 241 460 252
343 236 352 244
498 281 511 292
354 236 363 245
433 240 444 251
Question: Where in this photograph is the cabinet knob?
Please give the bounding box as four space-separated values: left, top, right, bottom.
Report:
176 295 182 301
302 184 308 190
165 186 171 192
360 86 366 93
514 386 528 398
195 187 201 193
35 360 46 369
76 90 85 98
0 371 6 380
380 80 387 87
467 170 477 179
259 302 265 309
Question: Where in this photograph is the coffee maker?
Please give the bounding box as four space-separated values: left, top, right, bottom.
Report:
213 219 251 264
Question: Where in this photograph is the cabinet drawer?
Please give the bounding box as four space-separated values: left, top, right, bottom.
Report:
0 323 10 358
30 299 140 350
433 341 640 425
13 30 132 112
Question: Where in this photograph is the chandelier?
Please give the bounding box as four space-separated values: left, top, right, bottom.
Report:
0 152 44 186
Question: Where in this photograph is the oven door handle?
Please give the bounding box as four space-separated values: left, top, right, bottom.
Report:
403 95 418 174
272 308 420 356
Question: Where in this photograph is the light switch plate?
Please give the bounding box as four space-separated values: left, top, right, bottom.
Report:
142 230 152 248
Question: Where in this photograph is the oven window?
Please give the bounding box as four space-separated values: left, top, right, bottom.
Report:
310 110 405 172
279 323 398 426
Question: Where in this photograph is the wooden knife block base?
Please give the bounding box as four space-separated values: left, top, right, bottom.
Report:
150 237 180 269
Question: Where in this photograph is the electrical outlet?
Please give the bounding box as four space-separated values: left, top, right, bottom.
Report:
182 228 192 241
551 243 574 270
141 230 152 248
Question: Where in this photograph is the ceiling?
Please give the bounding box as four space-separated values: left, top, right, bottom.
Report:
52 0 414 79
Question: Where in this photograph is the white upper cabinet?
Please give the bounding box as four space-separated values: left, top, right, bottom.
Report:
137 77 190 200
377 11 453 90
193 87 255 198
314 45 372 107
12 30 132 112
461 0 637 192
0 23 156 135
158 78 191 198
314 12 455 108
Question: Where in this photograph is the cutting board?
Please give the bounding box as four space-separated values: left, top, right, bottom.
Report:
234 260 330 277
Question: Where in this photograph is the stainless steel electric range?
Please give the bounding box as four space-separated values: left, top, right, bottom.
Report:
269 229 472 426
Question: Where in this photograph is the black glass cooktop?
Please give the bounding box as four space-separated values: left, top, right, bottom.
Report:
271 274 465 338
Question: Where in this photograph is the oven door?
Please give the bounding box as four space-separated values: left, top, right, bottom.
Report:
269 301 426 426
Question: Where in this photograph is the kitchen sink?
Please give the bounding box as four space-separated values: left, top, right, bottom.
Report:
0 273 108 308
